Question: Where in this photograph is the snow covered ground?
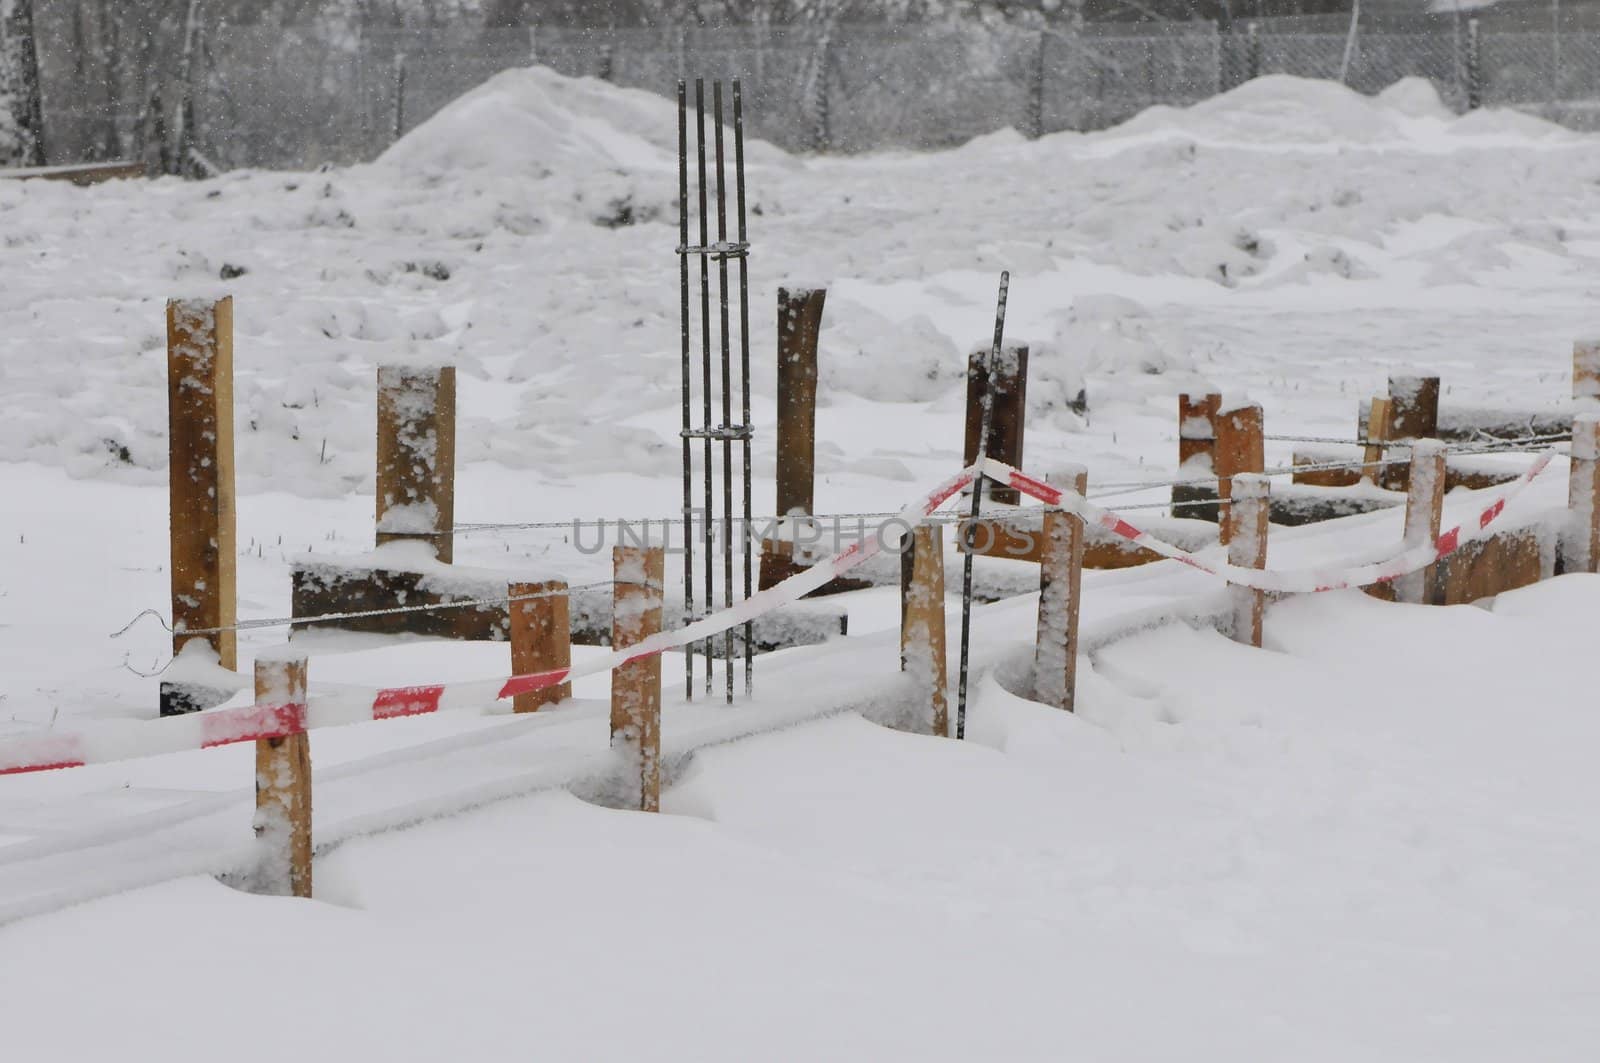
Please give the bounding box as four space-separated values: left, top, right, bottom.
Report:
4 69 1600 1057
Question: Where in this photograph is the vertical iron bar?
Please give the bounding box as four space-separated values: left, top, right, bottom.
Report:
733 80 754 698
677 81 694 702
714 82 735 705
696 79 714 695
956 272 1011 741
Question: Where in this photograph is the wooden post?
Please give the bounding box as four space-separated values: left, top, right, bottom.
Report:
1388 375 1440 441
776 286 825 519
1225 474 1269 647
1215 401 1264 546
165 297 237 716
1174 392 1221 522
376 365 456 564
253 657 312 899
1568 413 1600 574
1034 466 1088 710
1396 439 1447 605
899 524 948 736
1362 396 1392 486
1575 340 1600 406
611 547 663 813
964 344 1029 505
509 580 571 712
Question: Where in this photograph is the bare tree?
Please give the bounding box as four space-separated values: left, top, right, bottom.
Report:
0 0 45 166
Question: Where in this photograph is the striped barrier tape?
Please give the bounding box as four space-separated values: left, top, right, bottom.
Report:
0 464 982 777
983 449 1556 595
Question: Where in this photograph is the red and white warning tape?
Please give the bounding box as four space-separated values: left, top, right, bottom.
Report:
0 450 1556 777
0 465 981 777
983 449 1556 594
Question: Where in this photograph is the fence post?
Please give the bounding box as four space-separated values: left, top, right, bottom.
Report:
612 546 664 812
392 52 407 139
1034 465 1088 711
376 365 456 563
1466 18 1482 110
811 35 832 152
900 524 948 736
1362 396 1392 486
1569 414 1600 574
760 286 827 590
165 297 237 716
509 580 571 712
1215 401 1264 545
1396 440 1447 605
254 656 312 898
1226 474 1269 647
1381 374 1439 491
1246 22 1261 81
1175 392 1222 522
964 344 1029 505
1028 31 1047 139
1574 339 1600 406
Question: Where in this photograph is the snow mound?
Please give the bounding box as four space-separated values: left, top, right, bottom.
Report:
1374 77 1453 120
380 66 789 177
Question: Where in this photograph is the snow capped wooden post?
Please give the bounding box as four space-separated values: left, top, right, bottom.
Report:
164 297 237 716
900 524 948 736
964 344 1029 504
1362 396 1392 486
375 365 456 564
1225 474 1269 648
1397 440 1447 605
612 547 663 812
1568 414 1600 574
1574 340 1600 407
1382 374 1439 491
509 580 571 713
761 286 827 591
253 656 312 899
1174 392 1221 522
1034 465 1088 711
1215 400 1264 546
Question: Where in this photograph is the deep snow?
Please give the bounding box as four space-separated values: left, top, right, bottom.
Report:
4 68 1600 1058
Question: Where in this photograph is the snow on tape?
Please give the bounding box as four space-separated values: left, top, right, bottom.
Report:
0 465 980 777
983 450 1556 595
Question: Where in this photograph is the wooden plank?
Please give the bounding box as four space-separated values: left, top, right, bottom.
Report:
1226 474 1269 647
1363 396 1391 486
964 344 1029 505
165 298 237 716
253 657 312 899
509 580 571 712
757 534 872 594
775 286 825 520
899 525 948 736
1 160 146 185
1215 402 1264 546
375 365 456 563
1034 467 1088 711
1396 440 1446 605
1174 392 1221 522
1442 529 1544 605
612 547 664 812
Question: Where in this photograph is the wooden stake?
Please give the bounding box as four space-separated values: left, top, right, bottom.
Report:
611 547 664 812
1396 439 1447 605
1569 413 1600 574
509 580 571 712
1362 396 1392 486
1034 466 1088 710
253 657 312 898
376 365 456 564
1225 474 1269 647
1215 402 1264 545
1174 392 1222 522
776 286 826 520
1387 375 1440 441
1575 340 1600 406
900 524 948 736
964 344 1029 505
166 298 237 712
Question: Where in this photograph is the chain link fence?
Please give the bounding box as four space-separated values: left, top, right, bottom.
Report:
35 20 1600 172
